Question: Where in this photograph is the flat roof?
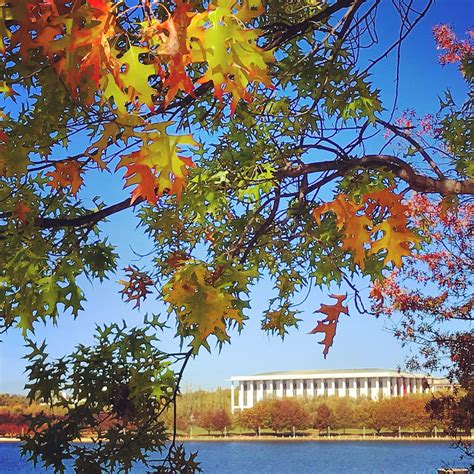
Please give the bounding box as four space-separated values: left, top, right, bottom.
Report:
255 368 397 376
230 368 444 381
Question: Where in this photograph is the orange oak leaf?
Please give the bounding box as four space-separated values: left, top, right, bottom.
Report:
86 0 109 11
313 190 419 269
364 188 407 220
310 294 349 358
46 161 83 196
313 194 371 268
123 163 158 205
140 1 195 106
117 123 198 205
312 194 362 230
8 0 119 101
15 200 31 224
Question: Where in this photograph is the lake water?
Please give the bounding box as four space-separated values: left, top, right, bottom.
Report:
0 440 471 473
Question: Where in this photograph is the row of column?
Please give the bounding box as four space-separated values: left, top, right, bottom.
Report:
231 377 432 412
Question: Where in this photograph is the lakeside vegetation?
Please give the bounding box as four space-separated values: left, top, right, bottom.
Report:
2 390 470 440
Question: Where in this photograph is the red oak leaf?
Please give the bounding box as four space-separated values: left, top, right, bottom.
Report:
310 294 349 358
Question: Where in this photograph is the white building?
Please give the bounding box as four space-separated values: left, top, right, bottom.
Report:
230 368 449 413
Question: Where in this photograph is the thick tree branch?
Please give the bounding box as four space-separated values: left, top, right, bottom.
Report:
30 155 473 230
275 154 474 194
376 119 446 179
34 196 143 229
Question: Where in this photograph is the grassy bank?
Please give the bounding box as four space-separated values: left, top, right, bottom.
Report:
2 434 472 444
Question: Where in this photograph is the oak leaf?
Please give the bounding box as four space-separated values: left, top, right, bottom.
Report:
46 161 83 196
188 1 274 113
369 221 420 267
313 194 371 268
141 1 195 106
310 294 349 357
313 190 420 269
15 200 31 224
163 263 246 352
117 122 198 204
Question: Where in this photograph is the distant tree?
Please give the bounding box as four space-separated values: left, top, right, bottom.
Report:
267 399 309 434
371 194 473 448
354 399 385 435
312 403 334 434
210 409 232 434
175 414 193 434
330 398 355 434
197 410 215 435
237 402 272 435
403 396 434 434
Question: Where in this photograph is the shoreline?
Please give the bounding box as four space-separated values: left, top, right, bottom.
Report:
2 435 472 444
176 435 473 443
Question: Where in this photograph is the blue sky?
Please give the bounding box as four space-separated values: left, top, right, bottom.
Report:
0 1 471 393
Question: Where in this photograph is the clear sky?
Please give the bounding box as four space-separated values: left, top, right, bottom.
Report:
0 1 471 394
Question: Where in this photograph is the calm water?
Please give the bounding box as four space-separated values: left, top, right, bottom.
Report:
0 441 470 473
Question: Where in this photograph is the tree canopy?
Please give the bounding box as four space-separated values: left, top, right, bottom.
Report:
0 0 472 471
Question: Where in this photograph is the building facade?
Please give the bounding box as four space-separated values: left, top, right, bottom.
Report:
230 368 448 413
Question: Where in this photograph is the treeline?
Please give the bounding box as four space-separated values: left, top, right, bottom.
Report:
0 394 56 437
168 391 463 437
1 391 465 438
236 396 437 435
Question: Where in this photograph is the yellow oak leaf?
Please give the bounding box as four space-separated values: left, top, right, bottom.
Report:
119 46 157 109
313 190 419 269
163 263 245 352
369 220 421 267
187 1 273 113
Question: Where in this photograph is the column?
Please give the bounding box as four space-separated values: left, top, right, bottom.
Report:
231 382 235 414
362 377 369 397
328 378 336 396
349 378 357 398
309 379 315 398
277 380 284 398
248 381 254 408
297 380 304 397
384 378 391 398
257 381 264 402
267 381 274 399
238 382 244 409
406 379 412 395
368 378 374 399
317 379 322 397
337 379 344 397
374 378 380 400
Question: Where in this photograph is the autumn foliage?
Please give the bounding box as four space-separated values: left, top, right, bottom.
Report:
0 0 273 205
0 0 473 470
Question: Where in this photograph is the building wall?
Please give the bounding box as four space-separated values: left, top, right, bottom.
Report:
230 372 444 413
